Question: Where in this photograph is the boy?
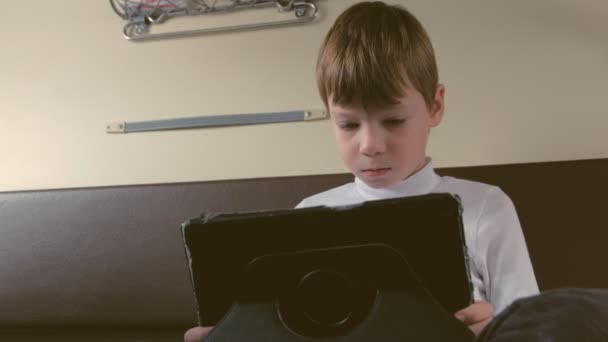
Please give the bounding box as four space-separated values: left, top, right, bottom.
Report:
296 0 538 334
185 1 538 341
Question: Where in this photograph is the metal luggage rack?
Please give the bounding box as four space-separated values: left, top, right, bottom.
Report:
110 0 319 41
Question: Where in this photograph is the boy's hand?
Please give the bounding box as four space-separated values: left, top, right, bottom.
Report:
184 326 214 342
454 301 494 336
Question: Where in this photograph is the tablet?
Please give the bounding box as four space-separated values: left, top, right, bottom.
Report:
181 193 473 326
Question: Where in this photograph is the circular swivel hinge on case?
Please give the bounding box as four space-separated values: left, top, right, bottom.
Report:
277 269 377 338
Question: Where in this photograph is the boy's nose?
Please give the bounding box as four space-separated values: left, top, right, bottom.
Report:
359 126 386 156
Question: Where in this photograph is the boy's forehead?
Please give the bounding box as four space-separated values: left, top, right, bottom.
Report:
327 75 416 110
328 91 410 114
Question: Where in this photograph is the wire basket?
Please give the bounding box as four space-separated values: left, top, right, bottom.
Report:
110 0 318 40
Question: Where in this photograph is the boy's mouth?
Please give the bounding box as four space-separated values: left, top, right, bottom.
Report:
361 168 391 177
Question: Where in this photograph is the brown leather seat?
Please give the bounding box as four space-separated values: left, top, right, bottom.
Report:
0 158 606 340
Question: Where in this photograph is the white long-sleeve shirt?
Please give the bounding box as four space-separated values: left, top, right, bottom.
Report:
296 159 539 313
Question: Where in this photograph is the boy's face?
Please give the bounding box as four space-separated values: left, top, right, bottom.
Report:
328 84 445 189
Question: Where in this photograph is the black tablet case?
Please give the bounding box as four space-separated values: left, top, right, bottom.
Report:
182 193 474 341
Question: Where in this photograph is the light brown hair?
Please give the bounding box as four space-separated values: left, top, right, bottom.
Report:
317 1 438 111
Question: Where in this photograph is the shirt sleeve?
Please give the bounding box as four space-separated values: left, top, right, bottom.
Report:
476 187 540 313
294 198 311 209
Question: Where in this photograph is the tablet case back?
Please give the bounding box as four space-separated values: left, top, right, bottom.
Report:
182 193 474 341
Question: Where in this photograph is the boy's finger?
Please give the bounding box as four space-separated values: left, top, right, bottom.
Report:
469 317 493 336
454 302 494 324
184 326 214 342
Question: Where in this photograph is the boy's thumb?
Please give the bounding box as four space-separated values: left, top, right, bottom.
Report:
454 312 467 322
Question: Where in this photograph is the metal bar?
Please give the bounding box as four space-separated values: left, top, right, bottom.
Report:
106 109 327 133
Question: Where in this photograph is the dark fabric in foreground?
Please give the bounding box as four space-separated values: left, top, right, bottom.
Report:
477 288 608 342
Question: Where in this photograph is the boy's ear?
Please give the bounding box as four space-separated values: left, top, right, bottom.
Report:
429 84 445 127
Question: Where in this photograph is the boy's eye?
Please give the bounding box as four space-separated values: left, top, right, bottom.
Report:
383 118 406 126
339 122 360 130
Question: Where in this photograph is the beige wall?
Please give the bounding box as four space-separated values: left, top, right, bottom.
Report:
1 0 607 192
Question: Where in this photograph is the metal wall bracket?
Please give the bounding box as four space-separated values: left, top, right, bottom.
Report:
106 109 327 133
